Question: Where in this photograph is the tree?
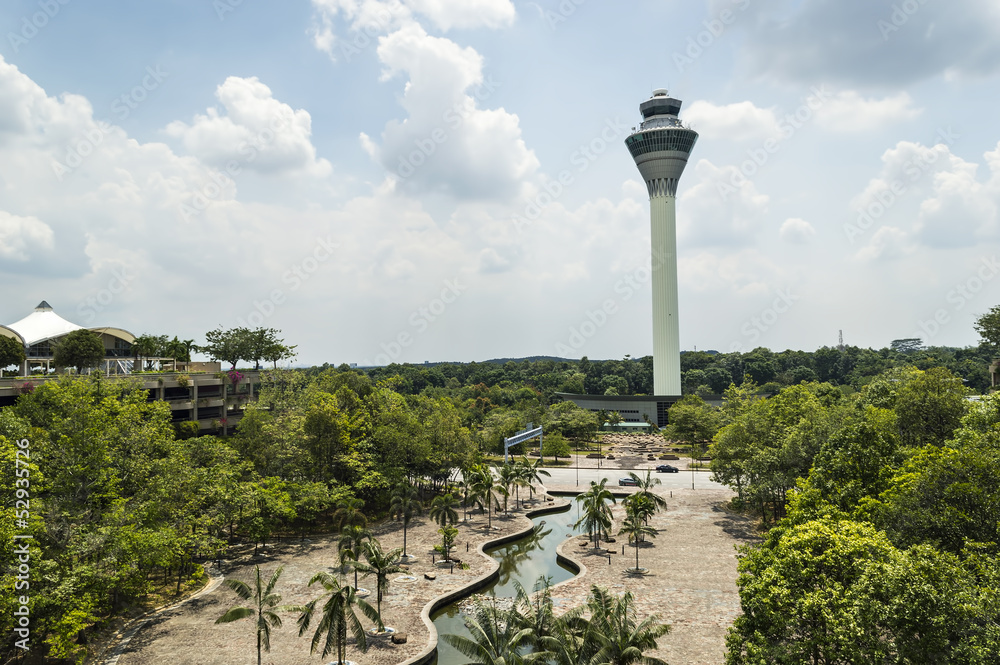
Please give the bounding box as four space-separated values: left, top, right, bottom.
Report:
893 366 968 448
586 585 670 665
518 456 551 501
53 329 105 373
430 493 460 558
337 525 372 590
296 572 380 665
890 338 924 353
0 335 25 372
574 479 616 550
725 517 899 665
215 565 291 665
540 432 572 459
973 304 1000 351
663 395 721 451
497 463 519 514
332 496 367 531
441 595 551 665
201 327 252 369
468 465 500 530
627 470 667 517
132 333 164 370
389 482 422 558
353 540 402 629
618 512 657 572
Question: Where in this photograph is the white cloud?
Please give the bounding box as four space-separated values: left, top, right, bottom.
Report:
407 0 515 30
0 211 54 263
677 159 770 246
850 140 1000 253
780 217 816 244
681 249 791 298
312 0 514 33
814 91 922 132
855 226 914 261
684 100 781 142
366 23 538 200
164 77 332 178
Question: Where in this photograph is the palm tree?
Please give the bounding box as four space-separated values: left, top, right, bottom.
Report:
389 482 422 558
332 496 367 531
429 493 460 558
441 596 552 665
585 585 670 665
511 576 558 651
497 463 519 514
627 470 668 517
520 456 551 502
618 513 658 572
622 494 657 535
215 565 291 665
574 478 616 550
297 571 381 665
468 465 499 530
337 524 372 589
353 540 403 629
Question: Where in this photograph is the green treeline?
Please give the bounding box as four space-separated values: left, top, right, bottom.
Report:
712 368 1000 662
353 341 993 399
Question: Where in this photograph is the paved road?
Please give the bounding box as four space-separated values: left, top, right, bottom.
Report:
541 466 728 491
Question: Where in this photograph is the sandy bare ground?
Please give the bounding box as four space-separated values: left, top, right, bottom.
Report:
548 484 758 665
107 498 554 665
107 476 755 665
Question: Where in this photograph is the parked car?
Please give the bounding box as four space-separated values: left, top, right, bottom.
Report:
618 477 638 486
655 464 679 473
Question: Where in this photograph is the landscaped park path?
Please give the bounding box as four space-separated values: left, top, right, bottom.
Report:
107 475 756 664
548 483 758 665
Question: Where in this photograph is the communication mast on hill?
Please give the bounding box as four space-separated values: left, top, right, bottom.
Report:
838 330 844 351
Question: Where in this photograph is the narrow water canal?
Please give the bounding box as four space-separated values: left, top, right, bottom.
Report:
431 502 581 665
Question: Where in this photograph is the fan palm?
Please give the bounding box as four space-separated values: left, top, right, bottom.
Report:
353 539 403 628
389 482 422 557
297 571 381 665
215 565 291 665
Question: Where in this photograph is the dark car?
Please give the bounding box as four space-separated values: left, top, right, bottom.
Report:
655 464 679 473
618 477 638 486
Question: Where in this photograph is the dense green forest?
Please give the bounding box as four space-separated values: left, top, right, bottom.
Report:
710 371 1000 662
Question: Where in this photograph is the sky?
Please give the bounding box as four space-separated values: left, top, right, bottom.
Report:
2 0 1000 367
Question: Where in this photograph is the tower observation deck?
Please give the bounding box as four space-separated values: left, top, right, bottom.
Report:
625 89 698 396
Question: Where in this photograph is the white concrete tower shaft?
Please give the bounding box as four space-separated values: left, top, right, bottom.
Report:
624 90 698 396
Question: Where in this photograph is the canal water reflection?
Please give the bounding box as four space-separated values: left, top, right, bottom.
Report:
431 503 581 665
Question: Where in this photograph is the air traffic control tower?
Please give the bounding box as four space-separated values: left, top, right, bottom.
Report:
624 90 698 396
555 90 700 427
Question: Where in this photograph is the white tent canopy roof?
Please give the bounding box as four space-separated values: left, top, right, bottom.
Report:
6 301 83 346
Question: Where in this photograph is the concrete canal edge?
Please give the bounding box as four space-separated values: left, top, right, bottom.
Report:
396 488 584 665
